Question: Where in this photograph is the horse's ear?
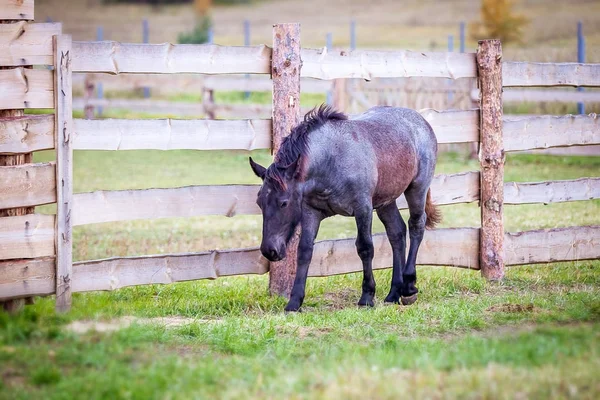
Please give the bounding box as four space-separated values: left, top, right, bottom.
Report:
249 157 267 180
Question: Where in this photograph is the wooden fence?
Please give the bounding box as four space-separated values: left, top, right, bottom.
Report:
1 1 599 312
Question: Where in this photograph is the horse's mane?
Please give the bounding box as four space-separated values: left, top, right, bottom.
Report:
266 104 347 189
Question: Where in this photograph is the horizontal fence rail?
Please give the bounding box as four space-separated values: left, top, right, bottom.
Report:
3 225 599 300
504 178 600 205
72 42 273 75
503 114 599 152
0 22 62 66
0 0 34 20
503 62 600 87
0 214 55 260
71 172 479 226
0 68 54 109
0 162 56 209
0 114 55 153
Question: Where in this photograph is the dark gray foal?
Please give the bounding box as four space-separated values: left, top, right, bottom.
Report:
249 105 440 312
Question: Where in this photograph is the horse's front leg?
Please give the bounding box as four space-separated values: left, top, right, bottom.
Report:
355 205 376 307
285 209 322 312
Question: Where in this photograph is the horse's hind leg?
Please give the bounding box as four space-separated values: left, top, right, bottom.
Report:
355 205 376 307
376 202 407 304
402 183 429 305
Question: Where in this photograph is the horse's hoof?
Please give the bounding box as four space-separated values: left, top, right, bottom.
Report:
357 296 375 307
401 294 418 306
384 294 400 304
285 301 302 313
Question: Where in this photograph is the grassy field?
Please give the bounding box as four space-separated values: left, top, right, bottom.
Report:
1 148 599 399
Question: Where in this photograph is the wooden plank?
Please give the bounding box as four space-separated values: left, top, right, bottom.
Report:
54 35 74 312
504 177 600 205
73 118 272 151
503 62 600 88
0 68 54 109
419 109 479 144
504 114 600 152
72 73 207 94
72 185 261 226
301 48 477 80
0 214 56 260
71 172 477 226
505 226 600 266
0 22 62 66
0 257 55 300
309 228 480 276
73 97 206 117
203 75 331 93
477 39 505 281
0 114 55 154
0 0 34 20
503 89 600 103
72 248 269 293
0 162 56 208
269 23 302 298
72 42 272 75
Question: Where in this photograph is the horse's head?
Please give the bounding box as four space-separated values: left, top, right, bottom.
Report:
249 157 302 262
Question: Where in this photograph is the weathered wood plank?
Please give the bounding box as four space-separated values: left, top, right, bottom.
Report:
0 257 55 300
503 62 600 87
72 172 478 226
73 118 272 151
503 89 600 103
0 214 56 260
504 178 600 205
309 228 480 276
420 109 479 144
301 48 477 80
0 114 55 154
54 35 74 312
477 40 505 281
504 114 600 152
505 226 600 266
72 248 269 293
0 68 54 109
0 0 34 20
72 42 272 75
0 162 56 208
0 22 62 66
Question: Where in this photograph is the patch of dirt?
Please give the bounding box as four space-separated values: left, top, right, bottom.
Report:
486 304 536 313
322 288 361 310
1 367 26 388
66 316 219 334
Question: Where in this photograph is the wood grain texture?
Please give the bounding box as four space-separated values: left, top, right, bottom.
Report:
0 67 54 109
0 0 34 20
309 228 480 276
504 178 600 205
53 35 73 312
477 40 505 281
0 114 55 154
503 61 600 87
301 48 477 80
72 42 272 75
0 257 55 300
0 214 56 260
270 23 302 298
0 162 56 208
504 114 600 152
420 109 479 144
73 118 272 151
0 22 62 66
505 226 600 266
72 248 269 293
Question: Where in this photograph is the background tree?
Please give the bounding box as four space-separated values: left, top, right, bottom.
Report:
470 0 529 45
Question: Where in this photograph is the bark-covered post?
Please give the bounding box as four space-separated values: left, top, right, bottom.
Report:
477 39 505 280
270 23 301 297
332 78 347 112
53 34 73 312
0 10 35 314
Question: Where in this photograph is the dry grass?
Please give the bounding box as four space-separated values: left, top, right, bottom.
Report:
36 0 600 61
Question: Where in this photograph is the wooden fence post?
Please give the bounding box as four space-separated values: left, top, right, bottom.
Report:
1 12 35 314
270 23 302 298
54 34 74 312
332 78 347 112
477 39 505 280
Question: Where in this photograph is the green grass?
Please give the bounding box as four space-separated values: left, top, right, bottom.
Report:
2 149 599 399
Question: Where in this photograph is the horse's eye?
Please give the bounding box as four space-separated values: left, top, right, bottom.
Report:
280 200 289 209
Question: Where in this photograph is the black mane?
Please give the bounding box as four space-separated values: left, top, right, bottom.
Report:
266 104 347 187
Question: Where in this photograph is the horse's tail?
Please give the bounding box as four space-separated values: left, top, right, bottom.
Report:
425 189 442 229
